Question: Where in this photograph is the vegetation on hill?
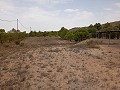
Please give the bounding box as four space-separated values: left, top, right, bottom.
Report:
0 28 59 45
59 21 120 41
0 28 27 45
29 31 58 37
0 21 120 44
58 27 90 42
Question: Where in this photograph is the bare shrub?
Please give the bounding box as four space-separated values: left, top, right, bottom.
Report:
86 40 100 48
72 39 100 49
20 42 24 46
15 40 21 45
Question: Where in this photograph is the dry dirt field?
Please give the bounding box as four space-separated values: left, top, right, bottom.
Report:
0 37 120 90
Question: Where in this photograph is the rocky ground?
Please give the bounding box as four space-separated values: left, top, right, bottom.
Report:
0 37 120 90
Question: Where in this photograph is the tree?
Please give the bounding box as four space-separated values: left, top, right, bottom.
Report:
65 32 74 41
29 31 36 37
8 28 20 33
116 24 120 30
73 28 90 42
0 29 5 33
48 31 58 37
118 24 120 30
43 31 49 37
0 29 5 44
36 31 43 37
94 23 102 30
88 24 97 33
87 24 97 38
58 27 68 39
102 22 113 31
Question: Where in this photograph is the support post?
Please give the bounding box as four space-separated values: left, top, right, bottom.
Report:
108 32 111 47
30 27 31 31
17 19 18 30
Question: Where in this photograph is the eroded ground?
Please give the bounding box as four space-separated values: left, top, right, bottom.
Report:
0 37 120 90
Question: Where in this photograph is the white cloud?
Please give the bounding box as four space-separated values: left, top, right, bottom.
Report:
96 10 120 25
0 0 14 12
18 7 64 31
104 8 112 11
30 0 73 4
114 2 120 8
1 0 119 32
64 9 79 13
106 11 120 21
16 7 95 31
0 2 95 32
64 9 94 20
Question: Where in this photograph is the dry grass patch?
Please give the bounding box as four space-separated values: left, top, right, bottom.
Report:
71 39 100 49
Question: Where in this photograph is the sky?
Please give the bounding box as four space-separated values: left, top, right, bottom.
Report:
0 0 120 32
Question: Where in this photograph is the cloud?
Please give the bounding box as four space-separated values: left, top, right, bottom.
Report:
18 7 64 30
16 7 95 31
96 10 120 24
114 2 120 8
1 0 119 32
64 9 79 13
104 8 112 11
106 11 120 21
0 1 95 32
29 0 73 4
0 0 14 12
64 9 94 20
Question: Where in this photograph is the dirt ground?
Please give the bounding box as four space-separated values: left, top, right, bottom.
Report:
0 37 120 90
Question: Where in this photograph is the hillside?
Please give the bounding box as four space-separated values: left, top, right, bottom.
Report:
108 21 120 26
69 21 120 31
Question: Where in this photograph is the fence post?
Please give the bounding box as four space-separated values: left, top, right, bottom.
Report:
108 31 111 47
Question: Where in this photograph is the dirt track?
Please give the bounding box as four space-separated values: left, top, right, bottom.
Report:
0 37 120 90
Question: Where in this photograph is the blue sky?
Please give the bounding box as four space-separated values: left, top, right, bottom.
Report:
0 0 120 32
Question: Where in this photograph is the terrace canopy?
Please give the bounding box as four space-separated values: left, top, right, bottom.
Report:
95 30 120 39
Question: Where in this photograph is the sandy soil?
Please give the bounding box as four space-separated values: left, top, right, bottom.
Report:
0 37 120 90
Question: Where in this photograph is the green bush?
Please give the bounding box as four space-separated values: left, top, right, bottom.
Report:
58 27 69 39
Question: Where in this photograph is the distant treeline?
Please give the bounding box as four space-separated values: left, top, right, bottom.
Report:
0 28 27 45
0 28 59 45
29 31 58 37
0 22 120 44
